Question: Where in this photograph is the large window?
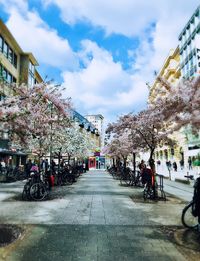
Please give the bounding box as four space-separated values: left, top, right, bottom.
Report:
0 35 18 68
2 67 7 80
13 53 17 68
0 64 16 84
0 35 3 52
28 61 35 86
7 73 12 84
8 48 13 63
3 41 8 58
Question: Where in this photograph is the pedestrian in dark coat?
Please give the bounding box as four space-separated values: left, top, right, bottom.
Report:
173 162 177 171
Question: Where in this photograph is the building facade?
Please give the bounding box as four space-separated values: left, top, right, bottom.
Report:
148 6 200 170
71 110 100 149
178 5 200 164
179 5 200 79
0 19 42 94
85 114 104 148
149 47 184 166
84 114 105 169
0 19 43 166
149 46 181 105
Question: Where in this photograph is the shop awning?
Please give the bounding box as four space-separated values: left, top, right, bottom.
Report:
185 149 200 157
0 150 27 156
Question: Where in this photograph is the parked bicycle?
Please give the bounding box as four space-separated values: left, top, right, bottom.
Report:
22 171 50 201
181 176 200 230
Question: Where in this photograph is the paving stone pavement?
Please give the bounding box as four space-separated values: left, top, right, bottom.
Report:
0 170 197 260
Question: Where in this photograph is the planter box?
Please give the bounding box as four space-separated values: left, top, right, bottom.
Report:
175 178 190 185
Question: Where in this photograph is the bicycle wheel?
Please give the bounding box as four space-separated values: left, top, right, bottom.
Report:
22 182 31 200
143 184 154 200
143 184 149 200
22 188 27 200
30 183 47 201
181 201 199 229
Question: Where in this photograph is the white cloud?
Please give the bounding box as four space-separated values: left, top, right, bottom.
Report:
0 0 28 12
1 0 200 123
1 0 78 70
62 40 149 118
42 0 200 123
43 0 199 37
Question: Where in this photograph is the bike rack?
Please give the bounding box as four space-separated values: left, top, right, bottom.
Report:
156 174 166 200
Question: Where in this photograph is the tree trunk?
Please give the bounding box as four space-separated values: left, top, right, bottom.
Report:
67 153 71 164
58 148 62 173
132 152 136 173
116 157 121 171
123 157 127 169
149 148 157 199
112 158 115 167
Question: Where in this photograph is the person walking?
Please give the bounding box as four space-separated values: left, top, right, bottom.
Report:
188 157 192 170
180 159 184 170
25 159 32 178
138 160 145 171
173 161 177 172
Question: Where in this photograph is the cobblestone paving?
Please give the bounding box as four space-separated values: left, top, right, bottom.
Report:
0 171 193 260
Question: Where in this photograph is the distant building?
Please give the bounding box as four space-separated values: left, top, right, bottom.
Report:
71 110 100 149
178 5 200 79
85 114 104 148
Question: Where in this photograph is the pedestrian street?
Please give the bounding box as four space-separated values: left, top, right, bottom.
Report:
1 170 198 261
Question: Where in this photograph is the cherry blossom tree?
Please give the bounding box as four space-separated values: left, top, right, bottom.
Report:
106 120 145 172
106 107 175 198
0 82 72 162
152 75 200 131
51 123 95 164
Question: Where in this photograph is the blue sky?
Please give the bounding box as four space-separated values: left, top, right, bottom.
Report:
0 0 199 124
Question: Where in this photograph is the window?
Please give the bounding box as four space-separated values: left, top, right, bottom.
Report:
8 48 13 63
0 35 18 68
3 41 8 58
28 61 35 86
0 93 6 102
7 73 12 84
29 61 34 74
0 64 16 84
0 35 3 52
2 68 7 80
28 73 35 86
13 53 17 68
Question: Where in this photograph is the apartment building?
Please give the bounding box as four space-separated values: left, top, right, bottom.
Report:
149 6 200 168
84 114 105 169
148 47 184 165
0 19 43 166
149 47 180 104
85 114 104 148
71 110 100 148
0 19 42 97
179 5 200 79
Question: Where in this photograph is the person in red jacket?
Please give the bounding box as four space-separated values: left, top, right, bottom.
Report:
141 164 154 186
